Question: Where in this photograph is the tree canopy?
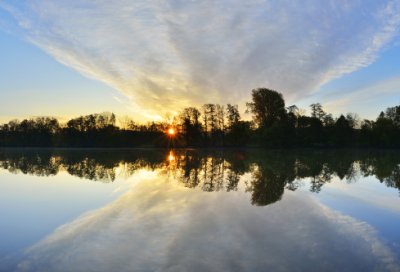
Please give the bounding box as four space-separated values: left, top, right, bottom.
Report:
245 88 285 127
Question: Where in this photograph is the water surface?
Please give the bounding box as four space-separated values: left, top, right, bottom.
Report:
1 149 400 271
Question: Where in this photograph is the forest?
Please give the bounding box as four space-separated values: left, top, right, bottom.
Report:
1 88 400 148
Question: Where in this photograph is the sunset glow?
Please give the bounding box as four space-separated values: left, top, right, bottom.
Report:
3 1 400 271
2 2 400 122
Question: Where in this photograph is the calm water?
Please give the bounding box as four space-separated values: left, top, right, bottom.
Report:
1 149 400 271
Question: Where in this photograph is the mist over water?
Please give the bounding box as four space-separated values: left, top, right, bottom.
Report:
1 149 400 271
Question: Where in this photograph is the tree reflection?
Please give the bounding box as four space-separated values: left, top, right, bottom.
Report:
0 151 61 177
383 164 400 191
66 158 117 183
245 166 285 206
1 149 400 205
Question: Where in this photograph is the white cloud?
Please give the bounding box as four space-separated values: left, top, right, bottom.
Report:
1 0 400 118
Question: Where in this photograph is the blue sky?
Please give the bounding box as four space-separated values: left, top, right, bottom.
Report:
0 30 145 123
1 0 400 124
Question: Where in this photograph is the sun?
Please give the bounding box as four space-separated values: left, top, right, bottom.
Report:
168 128 174 135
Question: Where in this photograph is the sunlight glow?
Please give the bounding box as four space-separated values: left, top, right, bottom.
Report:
169 151 175 162
168 129 174 135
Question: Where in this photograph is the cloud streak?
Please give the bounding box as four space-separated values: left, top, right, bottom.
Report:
323 74 400 114
1 0 400 117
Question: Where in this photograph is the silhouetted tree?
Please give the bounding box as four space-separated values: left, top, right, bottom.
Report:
246 88 285 128
2 88 400 149
310 103 326 120
178 107 202 147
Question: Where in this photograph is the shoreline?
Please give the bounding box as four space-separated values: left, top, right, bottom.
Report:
1 147 400 151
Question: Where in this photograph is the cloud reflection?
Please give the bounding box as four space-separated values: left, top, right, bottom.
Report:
1 174 399 272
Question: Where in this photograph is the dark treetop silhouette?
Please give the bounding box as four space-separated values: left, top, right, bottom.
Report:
1 149 400 207
1 88 400 148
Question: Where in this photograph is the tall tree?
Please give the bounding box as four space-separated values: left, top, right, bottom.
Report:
216 104 225 146
202 105 210 146
310 103 325 120
202 104 218 146
385 105 400 127
346 113 360 129
227 104 240 128
178 107 202 146
245 88 285 127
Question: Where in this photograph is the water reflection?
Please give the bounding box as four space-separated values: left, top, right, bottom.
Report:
1 149 400 207
2 149 400 271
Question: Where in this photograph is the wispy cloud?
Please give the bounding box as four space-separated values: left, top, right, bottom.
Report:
1 0 400 118
323 74 400 114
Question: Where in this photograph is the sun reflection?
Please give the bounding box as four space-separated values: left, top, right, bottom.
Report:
169 151 175 162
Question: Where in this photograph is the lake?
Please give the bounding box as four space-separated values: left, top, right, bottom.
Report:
1 149 400 271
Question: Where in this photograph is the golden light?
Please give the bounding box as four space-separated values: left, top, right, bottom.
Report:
168 128 174 135
169 151 175 162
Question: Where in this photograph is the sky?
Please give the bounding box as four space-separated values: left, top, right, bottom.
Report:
1 0 400 124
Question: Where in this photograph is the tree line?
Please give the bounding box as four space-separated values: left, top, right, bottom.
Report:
1 149 400 206
1 88 400 148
